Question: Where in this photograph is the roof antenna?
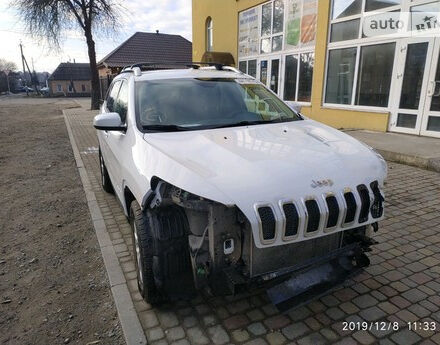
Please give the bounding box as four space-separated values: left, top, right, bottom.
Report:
156 30 159 34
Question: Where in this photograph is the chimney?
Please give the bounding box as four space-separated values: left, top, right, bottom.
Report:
156 30 159 34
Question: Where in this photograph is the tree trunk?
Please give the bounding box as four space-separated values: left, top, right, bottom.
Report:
85 28 100 110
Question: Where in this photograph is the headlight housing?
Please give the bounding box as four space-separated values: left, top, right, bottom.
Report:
360 142 387 178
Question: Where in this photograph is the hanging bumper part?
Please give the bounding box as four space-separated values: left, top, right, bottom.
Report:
267 245 368 312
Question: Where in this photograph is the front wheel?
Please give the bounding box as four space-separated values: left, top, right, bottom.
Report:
129 201 195 304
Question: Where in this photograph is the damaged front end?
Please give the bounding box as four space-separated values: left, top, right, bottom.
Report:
144 179 382 311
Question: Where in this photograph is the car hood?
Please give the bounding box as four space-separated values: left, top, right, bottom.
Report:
142 119 387 247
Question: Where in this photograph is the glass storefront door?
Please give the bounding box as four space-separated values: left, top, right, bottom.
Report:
258 56 281 96
390 37 440 137
421 39 440 138
269 58 280 94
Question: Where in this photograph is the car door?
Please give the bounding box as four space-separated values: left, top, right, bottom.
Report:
105 79 129 198
100 79 122 183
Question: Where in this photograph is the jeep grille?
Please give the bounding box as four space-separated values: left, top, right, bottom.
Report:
305 199 320 233
282 203 299 237
343 191 357 224
370 180 384 218
357 185 371 223
325 195 339 228
257 206 276 241
255 180 384 244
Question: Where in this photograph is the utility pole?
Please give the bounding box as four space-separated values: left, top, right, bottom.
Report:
19 43 39 95
19 42 28 96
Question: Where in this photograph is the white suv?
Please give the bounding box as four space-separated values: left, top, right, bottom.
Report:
94 63 386 309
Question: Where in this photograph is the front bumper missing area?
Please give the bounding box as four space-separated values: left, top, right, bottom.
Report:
267 244 367 312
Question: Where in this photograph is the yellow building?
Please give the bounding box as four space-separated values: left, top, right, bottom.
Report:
192 0 440 138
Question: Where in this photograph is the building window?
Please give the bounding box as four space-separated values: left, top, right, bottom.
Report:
81 84 86 92
57 84 62 92
331 0 362 20
238 59 257 78
206 17 213 52
325 43 395 107
260 0 284 54
325 0 401 108
68 84 73 92
365 0 400 12
355 43 395 107
284 52 314 102
239 61 247 73
330 18 360 43
298 52 314 102
284 55 298 101
238 0 316 103
325 48 356 104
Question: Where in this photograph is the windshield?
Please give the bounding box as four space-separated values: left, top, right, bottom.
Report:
135 78 302 131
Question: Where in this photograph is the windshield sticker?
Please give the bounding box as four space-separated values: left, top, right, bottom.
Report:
235 78 259 85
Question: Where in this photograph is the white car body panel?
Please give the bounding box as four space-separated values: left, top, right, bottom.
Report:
97 68 386 249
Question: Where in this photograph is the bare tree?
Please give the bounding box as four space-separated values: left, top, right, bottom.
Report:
0 59 18 93
12 0 121 109
0 59 18 73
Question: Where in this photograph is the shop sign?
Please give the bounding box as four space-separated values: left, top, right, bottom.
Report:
363 11 440 38
301 0 317 44
285 0 302 47
238 7 259 57
285 0 317 48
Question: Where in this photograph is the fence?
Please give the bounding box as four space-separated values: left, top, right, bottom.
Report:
99 74 114 101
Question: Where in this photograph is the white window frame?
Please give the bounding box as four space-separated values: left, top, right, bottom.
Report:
57 84 62 92
323 0 415 111
238 59 258 78
260 0 285 54
238 0 317 106
281 48 315 104
323 38 400 111
206 17 213 52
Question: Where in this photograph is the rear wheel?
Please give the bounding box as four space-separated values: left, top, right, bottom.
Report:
129 201 195 304
99 148 113 193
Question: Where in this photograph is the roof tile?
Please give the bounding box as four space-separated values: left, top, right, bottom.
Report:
98 32 192 68
49 63 91 81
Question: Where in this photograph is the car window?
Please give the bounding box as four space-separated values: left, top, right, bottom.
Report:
135 78 301 130
114 80 129 123
106 80 121 112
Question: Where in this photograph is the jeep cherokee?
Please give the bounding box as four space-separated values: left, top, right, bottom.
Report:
94 63 386 309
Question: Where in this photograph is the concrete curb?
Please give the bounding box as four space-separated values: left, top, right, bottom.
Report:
375 149 440 174
63 110 147 345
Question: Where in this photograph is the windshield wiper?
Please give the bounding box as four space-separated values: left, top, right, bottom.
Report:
211 118 295 129
142 124 192 132
142 118 297 132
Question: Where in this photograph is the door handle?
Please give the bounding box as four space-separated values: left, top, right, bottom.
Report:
428 81 435 97
433 81 440 97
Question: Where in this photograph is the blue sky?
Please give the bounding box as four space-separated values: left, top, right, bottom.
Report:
0 0 192 73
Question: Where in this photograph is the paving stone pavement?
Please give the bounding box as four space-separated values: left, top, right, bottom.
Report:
64 105 440 345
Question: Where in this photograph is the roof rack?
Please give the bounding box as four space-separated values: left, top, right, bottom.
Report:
121 61 231 74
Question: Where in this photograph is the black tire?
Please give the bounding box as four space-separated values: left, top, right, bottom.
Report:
99 148 114 193
129 201 195 304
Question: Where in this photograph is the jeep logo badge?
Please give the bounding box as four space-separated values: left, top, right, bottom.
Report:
311 179 334 188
